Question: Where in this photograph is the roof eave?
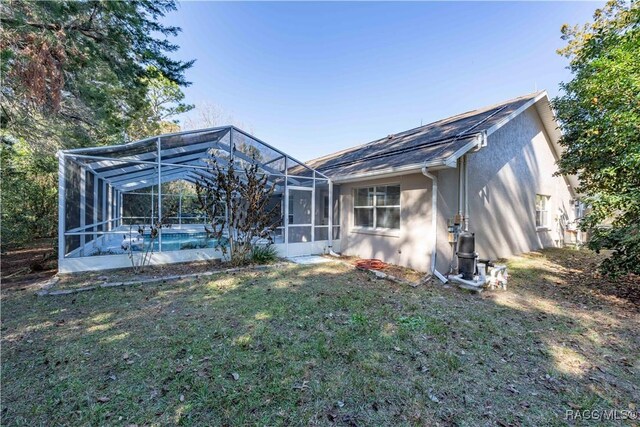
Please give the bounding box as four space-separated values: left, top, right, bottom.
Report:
329 161 447 184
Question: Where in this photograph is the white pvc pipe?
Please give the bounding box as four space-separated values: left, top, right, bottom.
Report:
421 165 448 283
464 155 469 232
458 158 464 219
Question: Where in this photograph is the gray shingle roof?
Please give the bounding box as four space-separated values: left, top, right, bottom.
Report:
307 92 544 179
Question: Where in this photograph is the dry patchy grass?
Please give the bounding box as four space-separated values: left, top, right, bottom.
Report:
1 249 638 426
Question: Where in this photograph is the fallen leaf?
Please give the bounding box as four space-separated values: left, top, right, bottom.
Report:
122 353 129 360
337 400 345 408
96 396 110 403
231 372 239 381
179 394 185 402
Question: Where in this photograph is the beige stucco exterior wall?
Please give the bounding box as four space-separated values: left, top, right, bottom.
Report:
465 106 575 261
335 105 575 272
338 173 434 271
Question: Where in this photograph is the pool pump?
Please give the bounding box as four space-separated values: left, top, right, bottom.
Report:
449 232 508 292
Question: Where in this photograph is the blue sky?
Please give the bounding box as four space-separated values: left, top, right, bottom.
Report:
164 1 600 162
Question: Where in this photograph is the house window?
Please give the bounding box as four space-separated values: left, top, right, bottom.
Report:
535 194 550 228
353 185 400 230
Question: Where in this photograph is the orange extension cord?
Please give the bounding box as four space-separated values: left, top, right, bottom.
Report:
355 259 387 270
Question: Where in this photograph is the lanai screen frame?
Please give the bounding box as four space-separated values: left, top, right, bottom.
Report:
57 126 338 272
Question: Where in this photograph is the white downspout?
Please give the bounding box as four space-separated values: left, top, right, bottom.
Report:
421 165 448 284
464 155 469 232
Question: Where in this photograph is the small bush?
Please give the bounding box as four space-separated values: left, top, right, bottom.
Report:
250 245 278 264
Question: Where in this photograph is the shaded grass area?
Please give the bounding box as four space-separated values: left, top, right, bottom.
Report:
1 238 57 288
2 249 638 426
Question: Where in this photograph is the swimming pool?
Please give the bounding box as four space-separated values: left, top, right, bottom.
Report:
87 230 226 256
143 233 224 252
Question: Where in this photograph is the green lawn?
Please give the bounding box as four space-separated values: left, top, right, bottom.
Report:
2 249 638 426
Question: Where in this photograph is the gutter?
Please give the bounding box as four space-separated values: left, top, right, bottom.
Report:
331 158 450 184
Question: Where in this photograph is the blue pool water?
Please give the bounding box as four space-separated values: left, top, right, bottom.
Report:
85 230 229 257
139 233 225 252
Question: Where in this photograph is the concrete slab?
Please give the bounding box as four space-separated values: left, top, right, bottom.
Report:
287 255 333 265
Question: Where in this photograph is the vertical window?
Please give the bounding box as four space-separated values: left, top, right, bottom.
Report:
353 185 400 230
535 194 550 228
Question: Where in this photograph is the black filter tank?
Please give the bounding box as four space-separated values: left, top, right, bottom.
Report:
457 231 476 280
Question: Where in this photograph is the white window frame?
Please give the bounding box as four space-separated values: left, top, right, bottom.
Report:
352 184 401 232
535 194 550 229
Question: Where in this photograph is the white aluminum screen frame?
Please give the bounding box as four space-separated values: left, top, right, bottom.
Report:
57 126 338 271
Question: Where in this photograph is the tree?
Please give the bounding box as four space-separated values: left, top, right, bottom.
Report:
0 139 58 246
1 0 193 151
196 158 281 265
553 0 640 276
182 101 254 133
127 67 194 140
183 102 228 130
0 1 193 247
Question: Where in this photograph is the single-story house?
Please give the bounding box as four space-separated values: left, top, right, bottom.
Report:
306 90 581 274
57 90 581 274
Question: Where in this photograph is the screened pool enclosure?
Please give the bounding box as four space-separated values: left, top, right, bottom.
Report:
58 126 340 273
